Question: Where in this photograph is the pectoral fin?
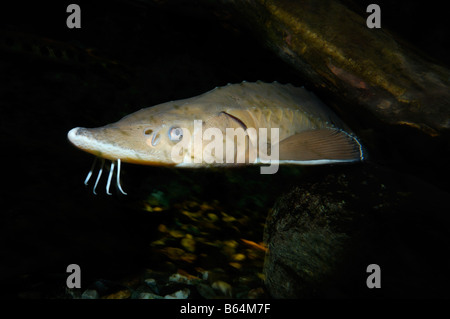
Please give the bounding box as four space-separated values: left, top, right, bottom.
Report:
277 129 364 164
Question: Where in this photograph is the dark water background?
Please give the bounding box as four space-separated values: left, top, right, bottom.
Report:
0 0 449 299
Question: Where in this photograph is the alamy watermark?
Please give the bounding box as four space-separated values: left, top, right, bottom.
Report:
67 3 381 30
164 120 280 174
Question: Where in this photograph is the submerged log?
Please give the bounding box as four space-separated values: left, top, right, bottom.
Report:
263 164 450 298
216 0 450 136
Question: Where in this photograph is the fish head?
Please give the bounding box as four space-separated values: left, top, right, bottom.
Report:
67 102 203 166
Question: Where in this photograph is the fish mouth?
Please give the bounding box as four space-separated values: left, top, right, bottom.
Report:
68 128 128 195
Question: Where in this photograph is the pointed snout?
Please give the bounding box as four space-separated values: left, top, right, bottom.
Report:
67 126 153 163
67 127 90 150
67 127 80 145
67 126 106 157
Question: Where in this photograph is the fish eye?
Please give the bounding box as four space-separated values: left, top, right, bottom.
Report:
168 126 183 142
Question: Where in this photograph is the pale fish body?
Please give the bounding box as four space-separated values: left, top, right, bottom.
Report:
67 82 364 193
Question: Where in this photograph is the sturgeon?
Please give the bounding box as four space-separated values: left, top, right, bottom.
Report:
67 81 365 194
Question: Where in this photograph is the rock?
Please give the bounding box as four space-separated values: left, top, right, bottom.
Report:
247 287 266 299
197 269 209 281
169 272 200 285
196 283 218 299
221 212 237 222
232 253 246 261
103 289 131 299
237 276 253 285
222 240 238 257
159 247 197 263
263 164 450 298
158 224 168 233
169 230 185 238
228 262 241 269
138 292 163 299
181 235 196 252
144 278 159 294
207 213 219 222
211 280 232 297
81 289 99 299
164 288 190 299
